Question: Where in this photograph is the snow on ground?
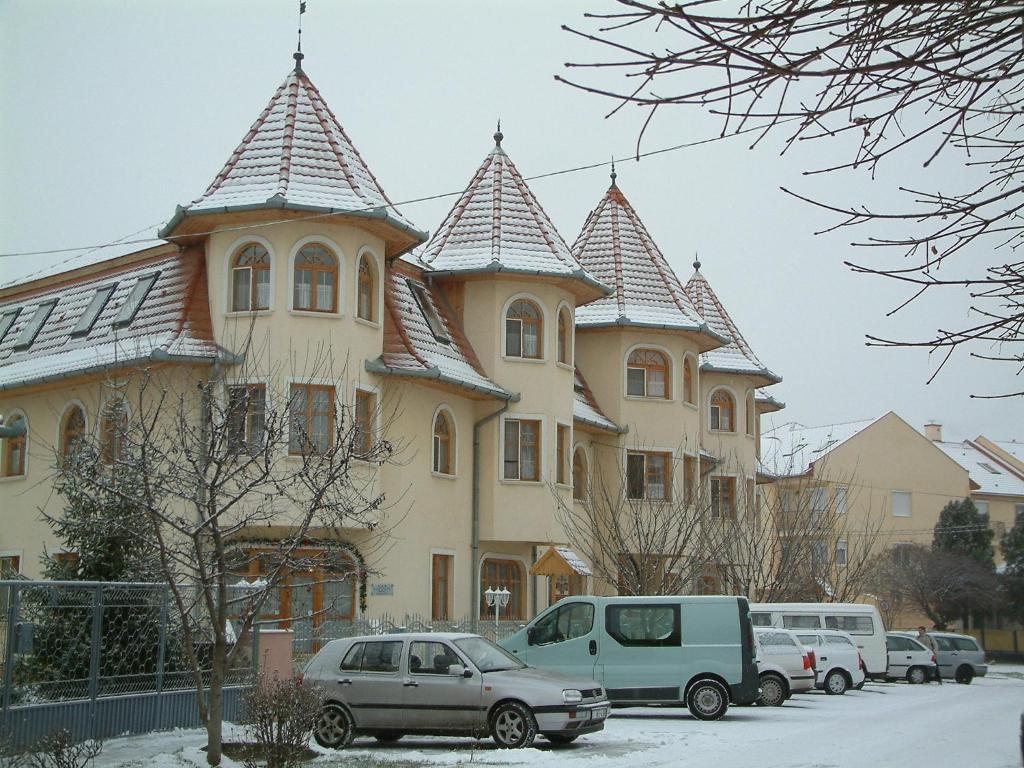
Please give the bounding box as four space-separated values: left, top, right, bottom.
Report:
91 674 1023 768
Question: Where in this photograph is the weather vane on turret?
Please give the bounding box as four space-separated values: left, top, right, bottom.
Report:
610 157 617 187
294 1 307 70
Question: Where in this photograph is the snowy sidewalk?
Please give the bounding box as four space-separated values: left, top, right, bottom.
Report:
89 674 1023 768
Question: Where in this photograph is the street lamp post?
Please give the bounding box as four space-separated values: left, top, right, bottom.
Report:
484 586 511 628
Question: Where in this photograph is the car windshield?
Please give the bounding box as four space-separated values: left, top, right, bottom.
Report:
453 637 526 672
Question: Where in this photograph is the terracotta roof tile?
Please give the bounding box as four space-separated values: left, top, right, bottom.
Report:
0 248 221 390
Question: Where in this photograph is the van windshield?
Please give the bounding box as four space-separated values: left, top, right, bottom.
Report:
454 637 526 672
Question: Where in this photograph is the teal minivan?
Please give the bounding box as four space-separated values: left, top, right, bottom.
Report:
499 595 759 720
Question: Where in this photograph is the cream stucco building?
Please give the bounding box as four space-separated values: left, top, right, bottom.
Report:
0 53 782 629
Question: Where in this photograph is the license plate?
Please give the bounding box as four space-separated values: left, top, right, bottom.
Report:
591 706 609 720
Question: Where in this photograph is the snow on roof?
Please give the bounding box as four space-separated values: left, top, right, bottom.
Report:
420 133 604 295
760 418 878 477
160 63 425 249
755 387 785 412
685 264 781 384
993 440 1024 466
370 264 511 400
1 239 172 293
0 248 221 390
555 547 592 576
935 440 1024 498
573 367 622 433
572 181 717 336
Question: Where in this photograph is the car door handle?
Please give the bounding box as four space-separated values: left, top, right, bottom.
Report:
820 656 828 661
338 679 352 686
589 640 597 656
403 680 419 687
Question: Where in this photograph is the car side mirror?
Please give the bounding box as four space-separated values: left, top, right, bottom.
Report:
448 663 471 678
527 627 537 646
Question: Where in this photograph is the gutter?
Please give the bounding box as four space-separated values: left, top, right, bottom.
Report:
427 265 612 298
700 361 783 385
573 414 628 435
577 317 732 346
364 358 513 401
471 392 521 624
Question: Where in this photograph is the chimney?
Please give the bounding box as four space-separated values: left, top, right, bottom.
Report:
924 421 943 442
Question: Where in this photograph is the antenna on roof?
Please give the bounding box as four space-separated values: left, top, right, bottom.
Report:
494 119 503 146
294 0 307 71
610 157 617 187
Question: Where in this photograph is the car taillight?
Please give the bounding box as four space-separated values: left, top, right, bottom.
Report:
803 653 812 670
931 655 936 664
809 650 816 668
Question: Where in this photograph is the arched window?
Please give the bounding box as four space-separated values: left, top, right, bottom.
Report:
2 412 26 478
505 299 542 359
683 357 695 404
293 243 338 313
572 447 587 501
231 243 271 311
100 400 128 464
626 349 669 399
432 410 454 475
60 405 86 458
557 307 571 364
480 558 526 620
710 390 735 432
357 254 376 322
746 393 755 436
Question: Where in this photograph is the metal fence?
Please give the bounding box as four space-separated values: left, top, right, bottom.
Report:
1 581 254 749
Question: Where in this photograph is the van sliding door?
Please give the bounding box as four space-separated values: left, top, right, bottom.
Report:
599 603 681 703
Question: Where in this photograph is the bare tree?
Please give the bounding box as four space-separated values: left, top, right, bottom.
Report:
562 2 1024 391
49 344 404 766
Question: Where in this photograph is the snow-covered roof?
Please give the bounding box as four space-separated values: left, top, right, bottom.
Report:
755 387 785 412
685 264 781 384
573 367 622 433
993 440 1024 466
420 131 605 299
160 59 426 254
368 264 512 400
555 547 592 576
760 418 878 477
572 180 722 340
934 440 1024 498
0 248 223 391
0 238 171 292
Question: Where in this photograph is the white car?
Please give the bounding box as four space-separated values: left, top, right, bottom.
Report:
754 627 816 706
794 629 866 695
885 633 937 684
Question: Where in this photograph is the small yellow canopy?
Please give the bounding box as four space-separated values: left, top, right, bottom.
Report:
531 546 592 577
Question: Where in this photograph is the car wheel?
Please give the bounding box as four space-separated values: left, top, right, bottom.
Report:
758 674 786 707
906 666 928 685
955 666 975 685
374 733 403 743
314 704 355 749
546 734 579 745
687 679 729 720
824 670 848 696
491 701 538 749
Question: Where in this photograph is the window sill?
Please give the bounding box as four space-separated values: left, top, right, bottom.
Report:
554 482 572 491
501 355 546 365
0 474 27 484
225 309 273 318
431 471 458 481
708 429 736 435
354 316 381 330
555 361 574 371
624 395 674 403
683 401 698 411
500 478 543 486
288 308 343 319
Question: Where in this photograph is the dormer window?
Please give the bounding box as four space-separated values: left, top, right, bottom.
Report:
71 284 117 336
231 244 270 312
13 300 57 351
505 299 542 359
0 309 20 344
114 272 160 327
408 280 450 343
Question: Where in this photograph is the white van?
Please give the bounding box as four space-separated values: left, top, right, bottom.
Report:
749 602 886 680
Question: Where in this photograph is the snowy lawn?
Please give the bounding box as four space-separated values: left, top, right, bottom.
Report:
90 674 1022 768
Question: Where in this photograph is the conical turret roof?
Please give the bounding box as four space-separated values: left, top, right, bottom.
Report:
160 57 426 255
572 179 724 344
421 131 606 300
685 262 781 384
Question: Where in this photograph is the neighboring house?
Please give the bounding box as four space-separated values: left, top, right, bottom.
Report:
0 51 781 622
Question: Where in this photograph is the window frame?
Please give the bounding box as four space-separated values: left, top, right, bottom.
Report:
479 557 526 620
626 450 672 501
625 347 671 400
1 411 27 479
71 284 117 336
356 252 377 323
604 603 681 647
572 446 588 501
59 404 87 459
288 382 336 456
555 423 570 486
432 407 455 476
408 279 451 343
710 475 737 519
353 389 376 458
99 399 128 466
230 242 272 313
709 388 736 432
682 356 695 405
431 552 454 621
13 299 57 350
504 297 544 360
502 417 542 482
226 383 268 454
556 304 573 366
113 272 160 327
891 490 912 518
291 240 341 315
745 392 755 437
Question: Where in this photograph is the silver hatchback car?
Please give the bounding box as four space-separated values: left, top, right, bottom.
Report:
302 632 610 749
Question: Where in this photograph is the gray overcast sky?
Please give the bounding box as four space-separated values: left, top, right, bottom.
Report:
1 0 1021 442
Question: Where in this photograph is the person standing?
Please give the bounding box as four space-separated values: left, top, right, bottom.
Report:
917 626 941 684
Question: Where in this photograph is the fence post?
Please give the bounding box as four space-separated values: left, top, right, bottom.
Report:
2 583 21 727
251 621 261 683
87 585 104 736
154 585 169 728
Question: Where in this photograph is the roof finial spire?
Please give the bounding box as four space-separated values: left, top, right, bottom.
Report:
293 0 307 70
610 157 617 187
494 119 503 146
693 252 702 271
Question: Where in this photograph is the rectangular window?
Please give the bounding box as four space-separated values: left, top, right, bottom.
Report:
0 309 20 344
891 491 912 517
1016 503 1024 524
556 424 569 485
825 615 874 635
341 640 402 673
431 554 453 621
354 390 375 457
71 284 117 336
835 485 848 515
975 500 989 519
13 300 57 351
113 272 160 327
807 486 828 516
782 614 821 629
893 542 911 566
227 384 266 452
408 280 450 343
626 451 671 501
605 604 681 647
751 612 772 627
683 455 697 504
836 539 848 568
711 476 736 519
0 556 20 577
289 384 334 455
503 419 540 481
626 367 646 397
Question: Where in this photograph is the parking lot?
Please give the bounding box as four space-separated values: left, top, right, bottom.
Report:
93 668 1024 768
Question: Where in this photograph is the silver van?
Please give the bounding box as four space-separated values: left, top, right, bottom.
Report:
301 632 610 749
500 595 759 720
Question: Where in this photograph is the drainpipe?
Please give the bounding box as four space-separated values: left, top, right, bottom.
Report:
472 394 519 626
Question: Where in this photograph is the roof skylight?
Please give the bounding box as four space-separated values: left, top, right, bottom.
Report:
407 279 450 343
13 300 57 351
114 272 160 328
979 462 1001 475
0 308 20 345
71 283 117 337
